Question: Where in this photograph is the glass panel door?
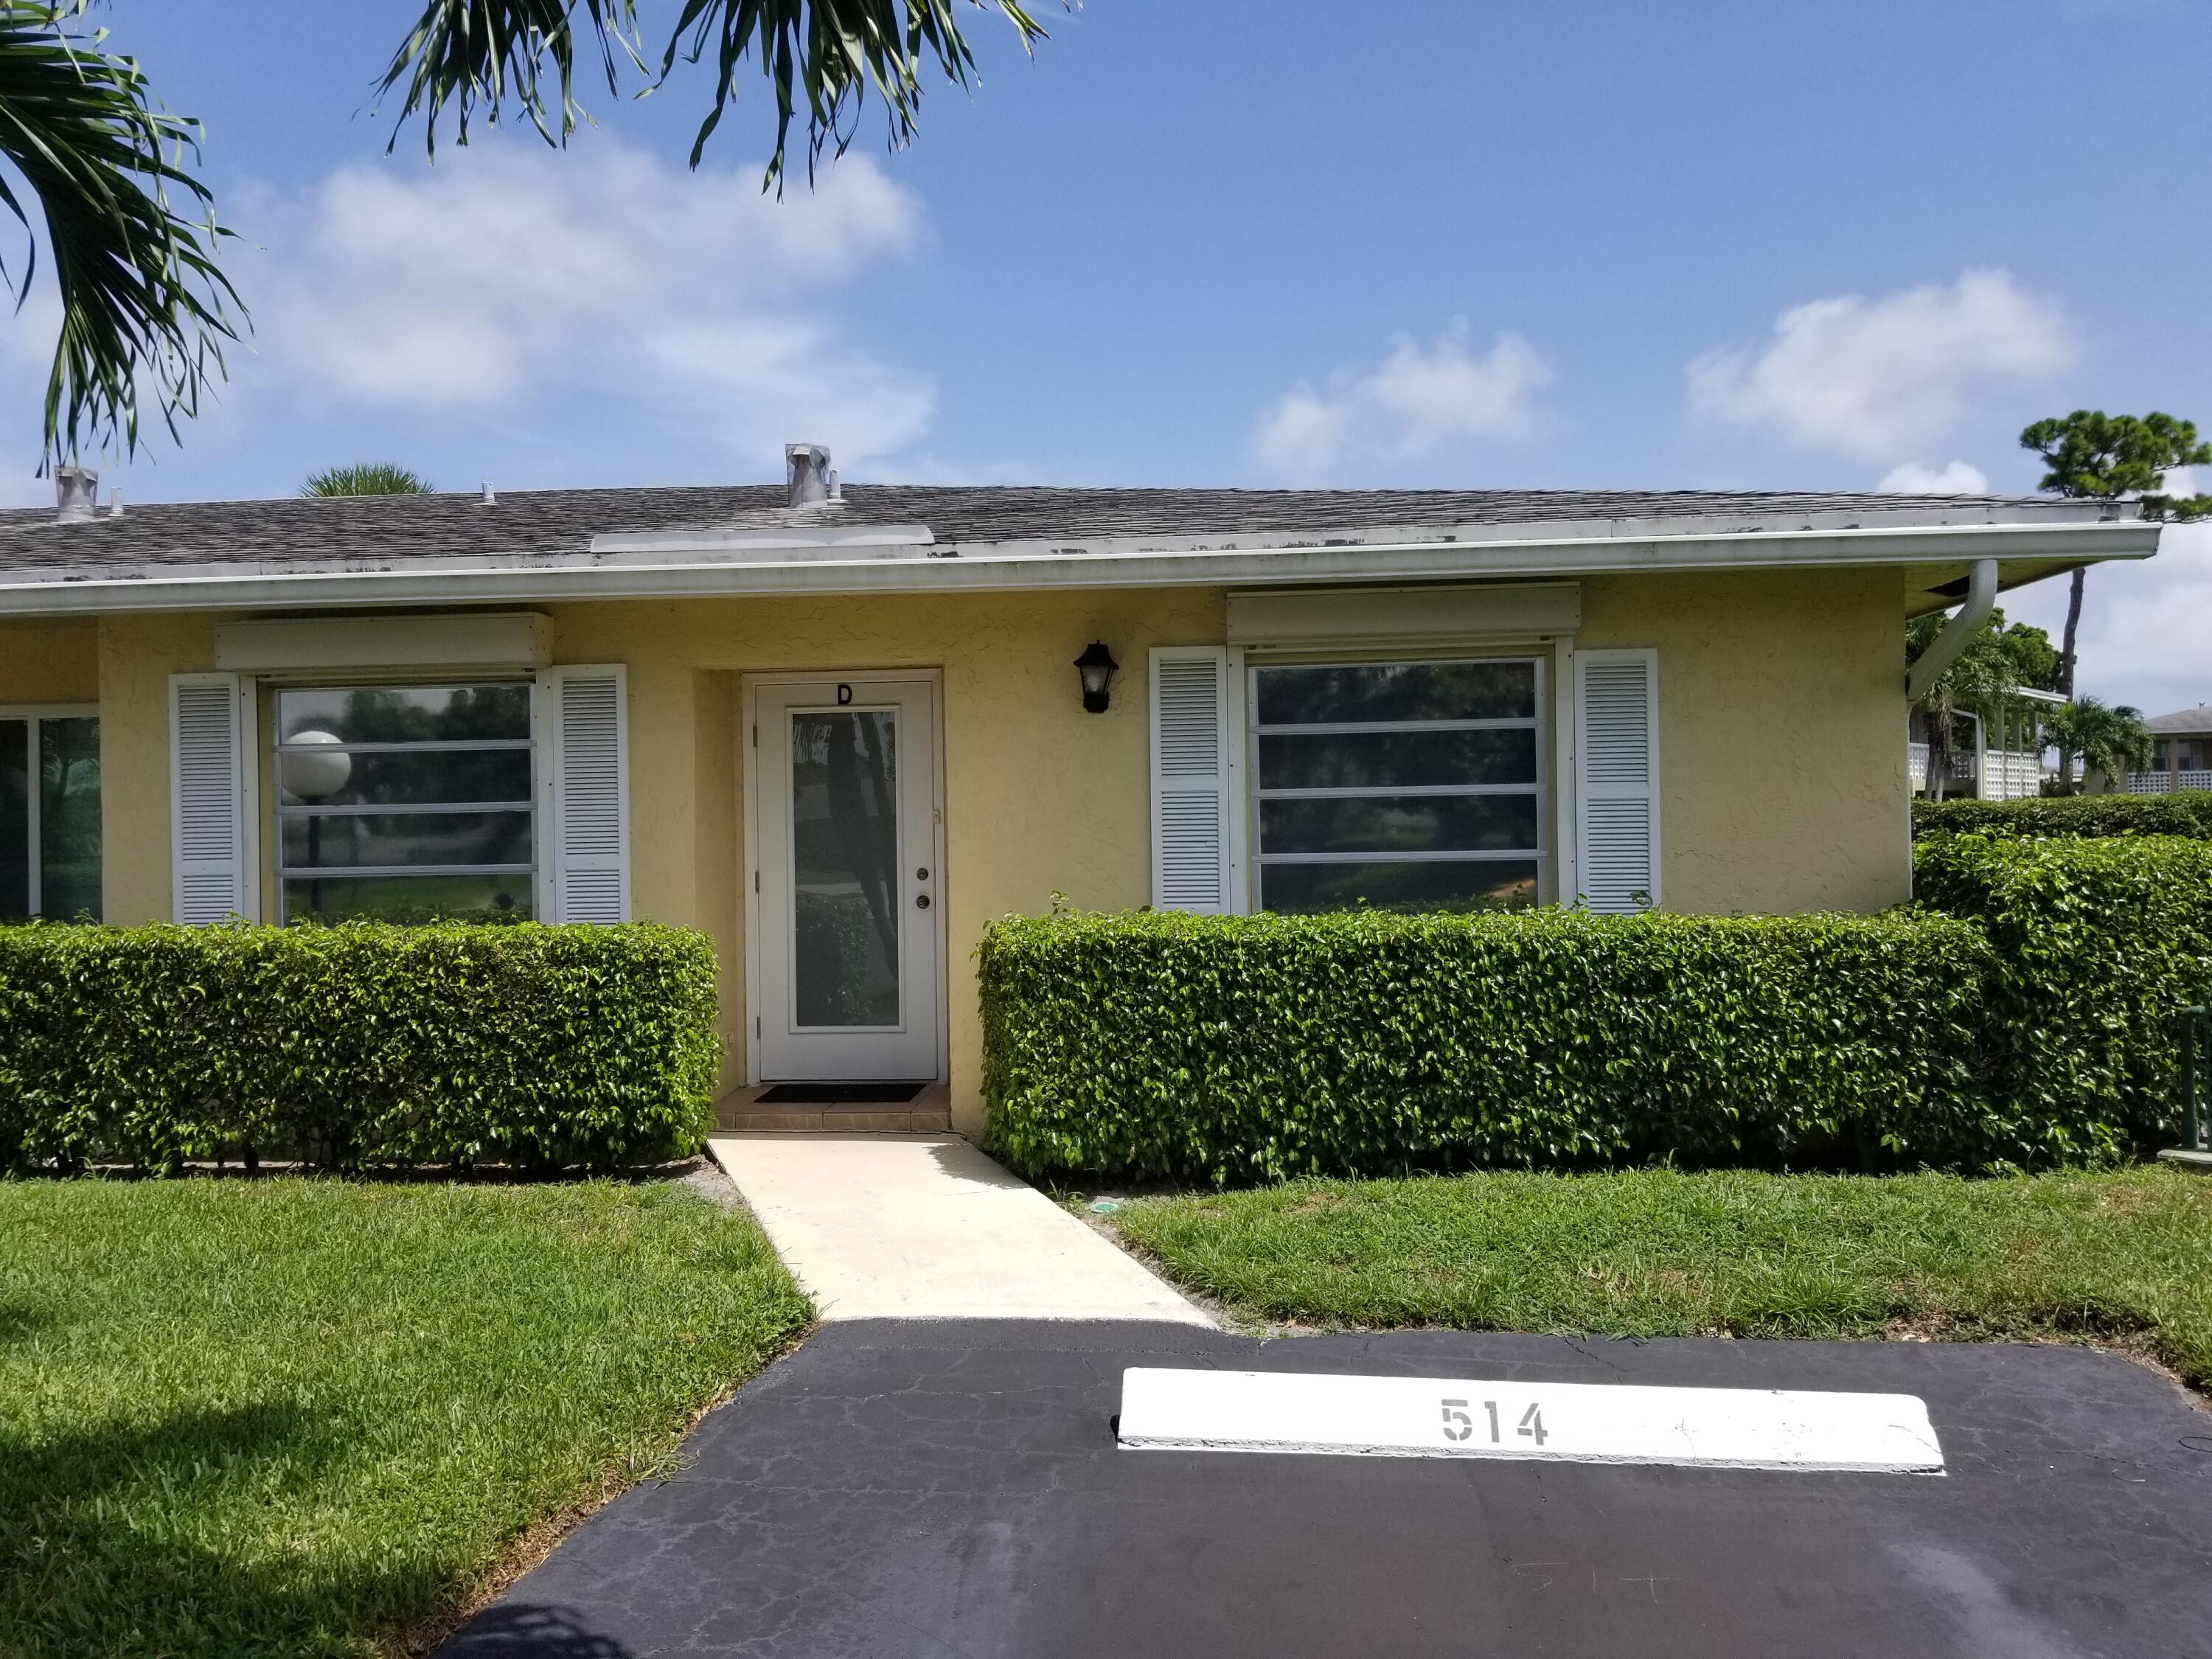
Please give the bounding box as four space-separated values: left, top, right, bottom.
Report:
753 677 943 1083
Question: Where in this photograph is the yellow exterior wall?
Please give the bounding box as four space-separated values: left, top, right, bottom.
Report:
1580 566 1908 916
44 565 1909 1138
0 618 100 704
97 613 222 925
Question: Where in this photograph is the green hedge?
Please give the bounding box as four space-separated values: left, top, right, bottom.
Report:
1914 791 2212 840
1914 834 2212 1163
0 922 721 1173
980 908 1994 1185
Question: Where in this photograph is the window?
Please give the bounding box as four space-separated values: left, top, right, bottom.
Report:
0 707 101 922
1250 658 1545 914
275 684 535 924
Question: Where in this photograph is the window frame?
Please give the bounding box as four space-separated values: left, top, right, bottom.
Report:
0 702 100 922
269 678 540 925
1243 654 1551 914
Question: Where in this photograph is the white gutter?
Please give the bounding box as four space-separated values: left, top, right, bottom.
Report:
0 518 2157 619
1905 557 2000 703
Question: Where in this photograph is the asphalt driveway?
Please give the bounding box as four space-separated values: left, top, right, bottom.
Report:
437 1321 2212 1658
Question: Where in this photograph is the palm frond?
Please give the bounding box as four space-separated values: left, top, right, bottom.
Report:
301 462 437 496
0 1 243 465
379 0 1054 189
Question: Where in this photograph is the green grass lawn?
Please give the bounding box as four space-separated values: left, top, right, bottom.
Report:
0 1175 811 1659
1100 1166 2212 1387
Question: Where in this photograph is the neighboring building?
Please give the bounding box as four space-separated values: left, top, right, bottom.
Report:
1908 686 2064 801
2131 705 2212 793
0 462 2160 1133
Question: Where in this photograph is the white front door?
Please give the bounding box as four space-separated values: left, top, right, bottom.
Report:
751 675 943 1082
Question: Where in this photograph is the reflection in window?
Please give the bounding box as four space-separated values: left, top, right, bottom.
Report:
275 684 534 924
0 712 101 922
790 710 901 1027
1251 658 1544 915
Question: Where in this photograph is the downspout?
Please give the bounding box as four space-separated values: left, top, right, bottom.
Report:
1907 557 1999 704
1905 556 2000 898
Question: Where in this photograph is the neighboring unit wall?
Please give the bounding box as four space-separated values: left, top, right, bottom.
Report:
1579 566 1907 916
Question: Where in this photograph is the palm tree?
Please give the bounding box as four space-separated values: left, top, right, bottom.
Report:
1907 607 2055 801
302 463 435 496
2042 696 2154 796
1 1 1054 470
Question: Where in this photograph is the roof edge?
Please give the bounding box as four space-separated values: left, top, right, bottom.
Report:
0 517 2160 619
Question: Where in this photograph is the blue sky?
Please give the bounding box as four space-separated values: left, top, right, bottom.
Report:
5 0 2209 710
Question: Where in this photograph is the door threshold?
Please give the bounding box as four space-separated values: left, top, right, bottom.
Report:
715 1082 952 1135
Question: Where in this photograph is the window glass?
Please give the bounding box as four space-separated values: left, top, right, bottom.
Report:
0 721 26 920
1260 860 1540 915
0 714 101 922
39 717 100 921
1257 728 1537 790
1255 661 1536 726
1252 658 1545 916
276 683 534 924
790 710 902 1027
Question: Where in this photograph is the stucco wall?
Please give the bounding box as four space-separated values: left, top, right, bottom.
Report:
0 618 100 704
1580 566 1908 917
49 566 1910 1137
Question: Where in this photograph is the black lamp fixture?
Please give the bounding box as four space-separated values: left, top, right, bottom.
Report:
1074 640 1120 714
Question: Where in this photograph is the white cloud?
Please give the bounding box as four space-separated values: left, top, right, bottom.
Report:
1688 269 2073 462
240 138 934 468
1879 459 1991 495
2001 509 2212 716
1252 321 1551 482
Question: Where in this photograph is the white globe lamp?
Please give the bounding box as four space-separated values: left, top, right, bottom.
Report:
282 730 353 801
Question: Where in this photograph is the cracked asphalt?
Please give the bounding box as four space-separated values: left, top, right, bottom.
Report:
437 1320 2212 1658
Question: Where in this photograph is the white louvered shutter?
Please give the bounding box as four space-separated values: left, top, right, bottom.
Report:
170 672 254 923
542 665 630 922
1574 649 1660 913
1150 647 1237 913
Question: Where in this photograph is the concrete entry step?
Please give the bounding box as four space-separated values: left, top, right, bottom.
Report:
715 1083 952 1135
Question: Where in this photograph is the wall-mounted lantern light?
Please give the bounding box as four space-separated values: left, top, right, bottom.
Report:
1074 641 1120 714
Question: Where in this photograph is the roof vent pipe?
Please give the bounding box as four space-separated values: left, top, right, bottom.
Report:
1906 557 1999 704
55 465 97 524
785 442 833 507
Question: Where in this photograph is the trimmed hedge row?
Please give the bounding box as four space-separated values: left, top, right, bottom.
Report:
1914 791 2212 840
1915 833 2212 1164
0 921 720 1173
981 835 2212 1184
981 908 1994 1185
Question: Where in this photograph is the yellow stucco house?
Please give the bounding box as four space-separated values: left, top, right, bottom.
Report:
0 453 2160 1135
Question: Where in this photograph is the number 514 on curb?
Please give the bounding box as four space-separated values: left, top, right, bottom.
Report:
1442 1397 1548 1445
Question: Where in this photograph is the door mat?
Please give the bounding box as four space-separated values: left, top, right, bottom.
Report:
754 1082 930 1105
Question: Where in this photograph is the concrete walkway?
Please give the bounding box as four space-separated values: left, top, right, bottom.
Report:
707 1133 1212 1324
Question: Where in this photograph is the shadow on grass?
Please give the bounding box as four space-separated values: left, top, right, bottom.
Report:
432 1603 637 1657
0 1398 490 1659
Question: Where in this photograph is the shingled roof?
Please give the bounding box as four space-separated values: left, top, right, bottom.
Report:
0 483 2115 577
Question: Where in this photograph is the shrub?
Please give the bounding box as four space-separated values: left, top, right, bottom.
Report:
1914 834 2212 1163
980 908 1994 1185
0 921 721 1173
1914 791 2212 841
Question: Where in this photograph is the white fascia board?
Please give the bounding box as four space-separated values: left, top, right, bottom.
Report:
0 517 2160 618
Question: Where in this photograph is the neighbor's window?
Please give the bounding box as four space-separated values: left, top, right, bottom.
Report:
1251 658 1545 914
275 684 534 924
0 708 101 922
